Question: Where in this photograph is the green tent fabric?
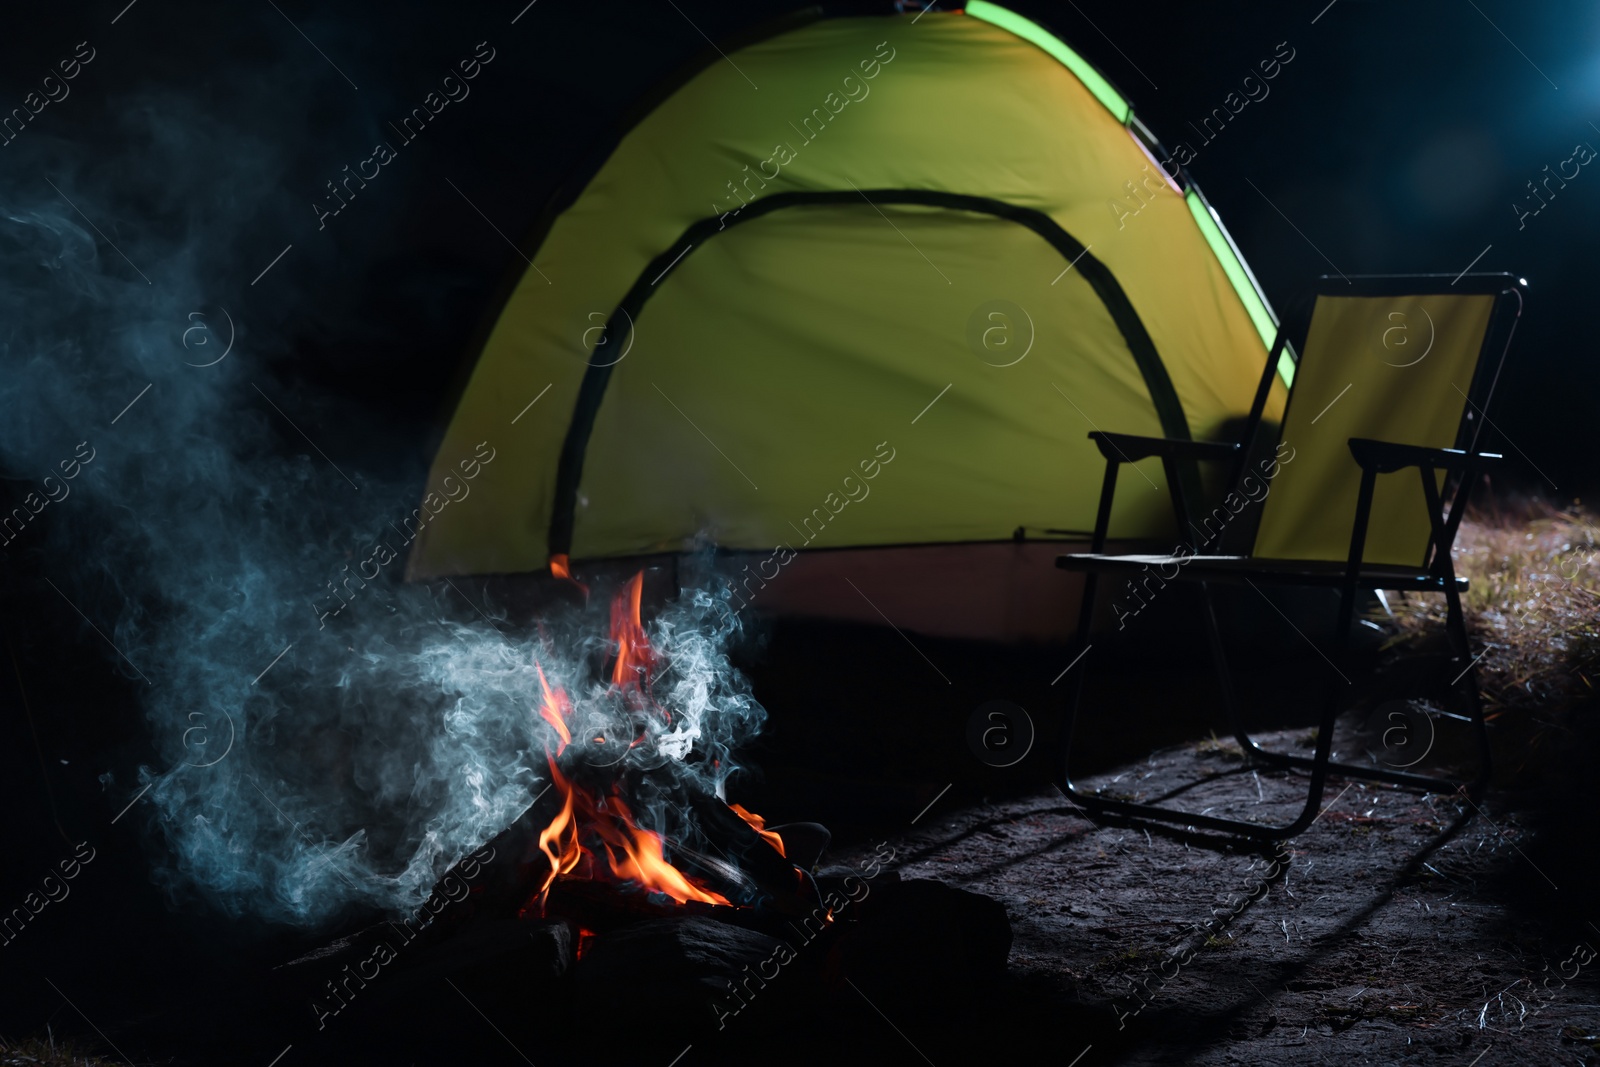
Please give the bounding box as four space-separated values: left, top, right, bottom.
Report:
406 3 1287 587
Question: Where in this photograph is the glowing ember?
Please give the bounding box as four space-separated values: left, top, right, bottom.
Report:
528 570 783 911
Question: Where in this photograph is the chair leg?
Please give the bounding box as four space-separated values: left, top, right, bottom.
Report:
1198 579 1264 758
1442 578 1492 800
1233 584 1491 796
1058 574 1491 841
1059 572 1101 810
1194 578 1337 837
1058 579 1342 841
1059 690 1340 840
1199 578 1341 792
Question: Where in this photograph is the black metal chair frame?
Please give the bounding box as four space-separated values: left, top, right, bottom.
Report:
1055 273 1527 841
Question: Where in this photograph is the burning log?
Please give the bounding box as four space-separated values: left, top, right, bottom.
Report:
674 792 818 907
826 879 1013 1003
415 767 815 937
542 880 752 937
574 916 805 1043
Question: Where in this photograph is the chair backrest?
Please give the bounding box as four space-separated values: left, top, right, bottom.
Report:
1247 274 1524 568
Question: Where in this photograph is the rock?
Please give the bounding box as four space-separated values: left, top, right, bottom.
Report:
814 864 899 903
392 916 572 988
829 879 1012 1004
575 916 800 1039
345 918 573 1023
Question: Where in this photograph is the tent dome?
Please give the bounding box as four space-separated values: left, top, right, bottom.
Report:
406 3 1288 640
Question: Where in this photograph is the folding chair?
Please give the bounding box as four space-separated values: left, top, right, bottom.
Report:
1056 273 1526 840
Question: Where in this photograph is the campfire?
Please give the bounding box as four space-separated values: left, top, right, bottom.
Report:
522 571 803 931
275 568 1010 1058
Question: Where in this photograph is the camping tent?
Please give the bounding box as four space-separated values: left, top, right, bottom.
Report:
406 2 1290 641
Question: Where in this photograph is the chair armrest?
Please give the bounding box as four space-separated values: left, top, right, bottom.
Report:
1089 431 1239 464
1347 438 1502 474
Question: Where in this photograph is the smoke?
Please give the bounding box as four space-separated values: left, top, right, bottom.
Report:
0 42 765 926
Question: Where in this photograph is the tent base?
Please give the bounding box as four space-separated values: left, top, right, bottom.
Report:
450 541 1166 645
707 540 1091 644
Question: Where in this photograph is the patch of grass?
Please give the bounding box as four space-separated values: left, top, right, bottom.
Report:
0 1034 127 1066
1194 733 1245 761
1561 1024 1599 1048
1389 499 1600 779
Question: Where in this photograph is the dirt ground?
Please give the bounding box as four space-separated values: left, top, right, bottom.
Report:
820 719 1600 1067
7 593 1596 1066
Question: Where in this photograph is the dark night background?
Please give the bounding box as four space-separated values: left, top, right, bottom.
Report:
0 0 1595 1062
7 0 1594 491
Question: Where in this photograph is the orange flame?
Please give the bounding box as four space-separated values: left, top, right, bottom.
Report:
729 803 786 858
608 571 658 696
535 664 571 755
549 553 590 597
532 747 731 908
535 760 581 900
